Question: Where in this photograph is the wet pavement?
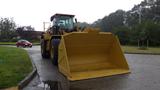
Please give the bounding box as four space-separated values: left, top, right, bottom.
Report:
23 46 69 90
23 74 43 90
24 46 160 90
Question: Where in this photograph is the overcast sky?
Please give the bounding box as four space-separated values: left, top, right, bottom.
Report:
0 0 143 31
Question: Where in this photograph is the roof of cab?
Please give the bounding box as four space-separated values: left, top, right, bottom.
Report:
50 13 75 21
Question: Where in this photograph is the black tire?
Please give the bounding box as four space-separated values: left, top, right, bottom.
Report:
50 39 60 66
23 45 26 48
50 39 54 64
50 82 58 90
41 39 50 58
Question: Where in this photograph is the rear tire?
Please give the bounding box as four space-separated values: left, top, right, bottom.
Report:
41 39 50 58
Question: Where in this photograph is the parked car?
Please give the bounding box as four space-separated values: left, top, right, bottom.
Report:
16 40 32 48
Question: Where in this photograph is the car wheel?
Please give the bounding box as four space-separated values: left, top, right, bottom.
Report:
23 45 26 48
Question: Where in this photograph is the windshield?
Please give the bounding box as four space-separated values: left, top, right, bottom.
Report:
54 16 74 30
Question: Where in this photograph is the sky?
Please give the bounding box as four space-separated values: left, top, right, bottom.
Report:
0 0 143 31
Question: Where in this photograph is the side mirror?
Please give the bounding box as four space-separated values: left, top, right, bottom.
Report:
75 18 77 23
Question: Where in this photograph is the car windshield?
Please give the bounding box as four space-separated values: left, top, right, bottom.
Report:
19 40 30 43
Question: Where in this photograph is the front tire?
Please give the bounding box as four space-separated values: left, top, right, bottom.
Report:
49 82 58 90
50 39 60 66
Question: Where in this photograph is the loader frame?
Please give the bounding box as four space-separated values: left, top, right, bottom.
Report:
40 13 130 81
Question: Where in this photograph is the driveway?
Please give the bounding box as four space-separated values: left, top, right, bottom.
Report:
25 46 160 90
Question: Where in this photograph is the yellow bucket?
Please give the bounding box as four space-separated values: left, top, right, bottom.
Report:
58 31 130 81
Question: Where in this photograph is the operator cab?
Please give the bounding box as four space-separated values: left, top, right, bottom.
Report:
50 14 76 34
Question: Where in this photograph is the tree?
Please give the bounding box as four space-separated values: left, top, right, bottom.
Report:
131 20 160 46
25 26 35 31
144 21 160 46
91 0 160 46
0 18 16 42
78 22 90 30
112 26 131 45
92 19 102 28
16 26 37 41
92 10 126 32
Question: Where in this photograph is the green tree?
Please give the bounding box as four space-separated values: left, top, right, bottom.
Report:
0 18 16 42
112 26 131 45
92 10 126 32
16 26 36 41
145 21 160 46
131 20 160 46
91 0 160 46
78 22 90 30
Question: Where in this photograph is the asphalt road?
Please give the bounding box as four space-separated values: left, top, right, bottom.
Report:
25 46 160 90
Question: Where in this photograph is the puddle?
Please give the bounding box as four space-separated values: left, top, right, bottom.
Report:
37 82 50 90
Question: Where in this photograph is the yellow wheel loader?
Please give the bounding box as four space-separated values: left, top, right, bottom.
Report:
41 13 130 81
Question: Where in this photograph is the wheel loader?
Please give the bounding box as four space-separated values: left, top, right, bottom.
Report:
40 13 130 81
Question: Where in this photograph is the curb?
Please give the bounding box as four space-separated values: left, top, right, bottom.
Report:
124 52 160 55
18 69 37 90
18 50 37 90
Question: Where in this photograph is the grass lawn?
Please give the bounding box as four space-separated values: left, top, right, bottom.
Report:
122 46 160 54
0 42 16 45
0 42 40 45
0 46 32 89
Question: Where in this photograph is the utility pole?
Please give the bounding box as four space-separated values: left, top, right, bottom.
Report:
43 22 51 31
138 6 142 24
43 22 45 31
